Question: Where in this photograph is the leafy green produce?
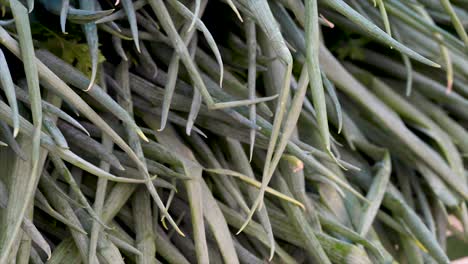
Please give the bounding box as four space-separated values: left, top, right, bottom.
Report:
0 0 466 263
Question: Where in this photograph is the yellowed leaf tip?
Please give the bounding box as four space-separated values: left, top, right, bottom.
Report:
320 14 335 28
446 79 453 94
137 129 150 142
13 127 19 138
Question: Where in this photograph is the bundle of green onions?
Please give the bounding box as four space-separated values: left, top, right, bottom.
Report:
0 0 467 263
